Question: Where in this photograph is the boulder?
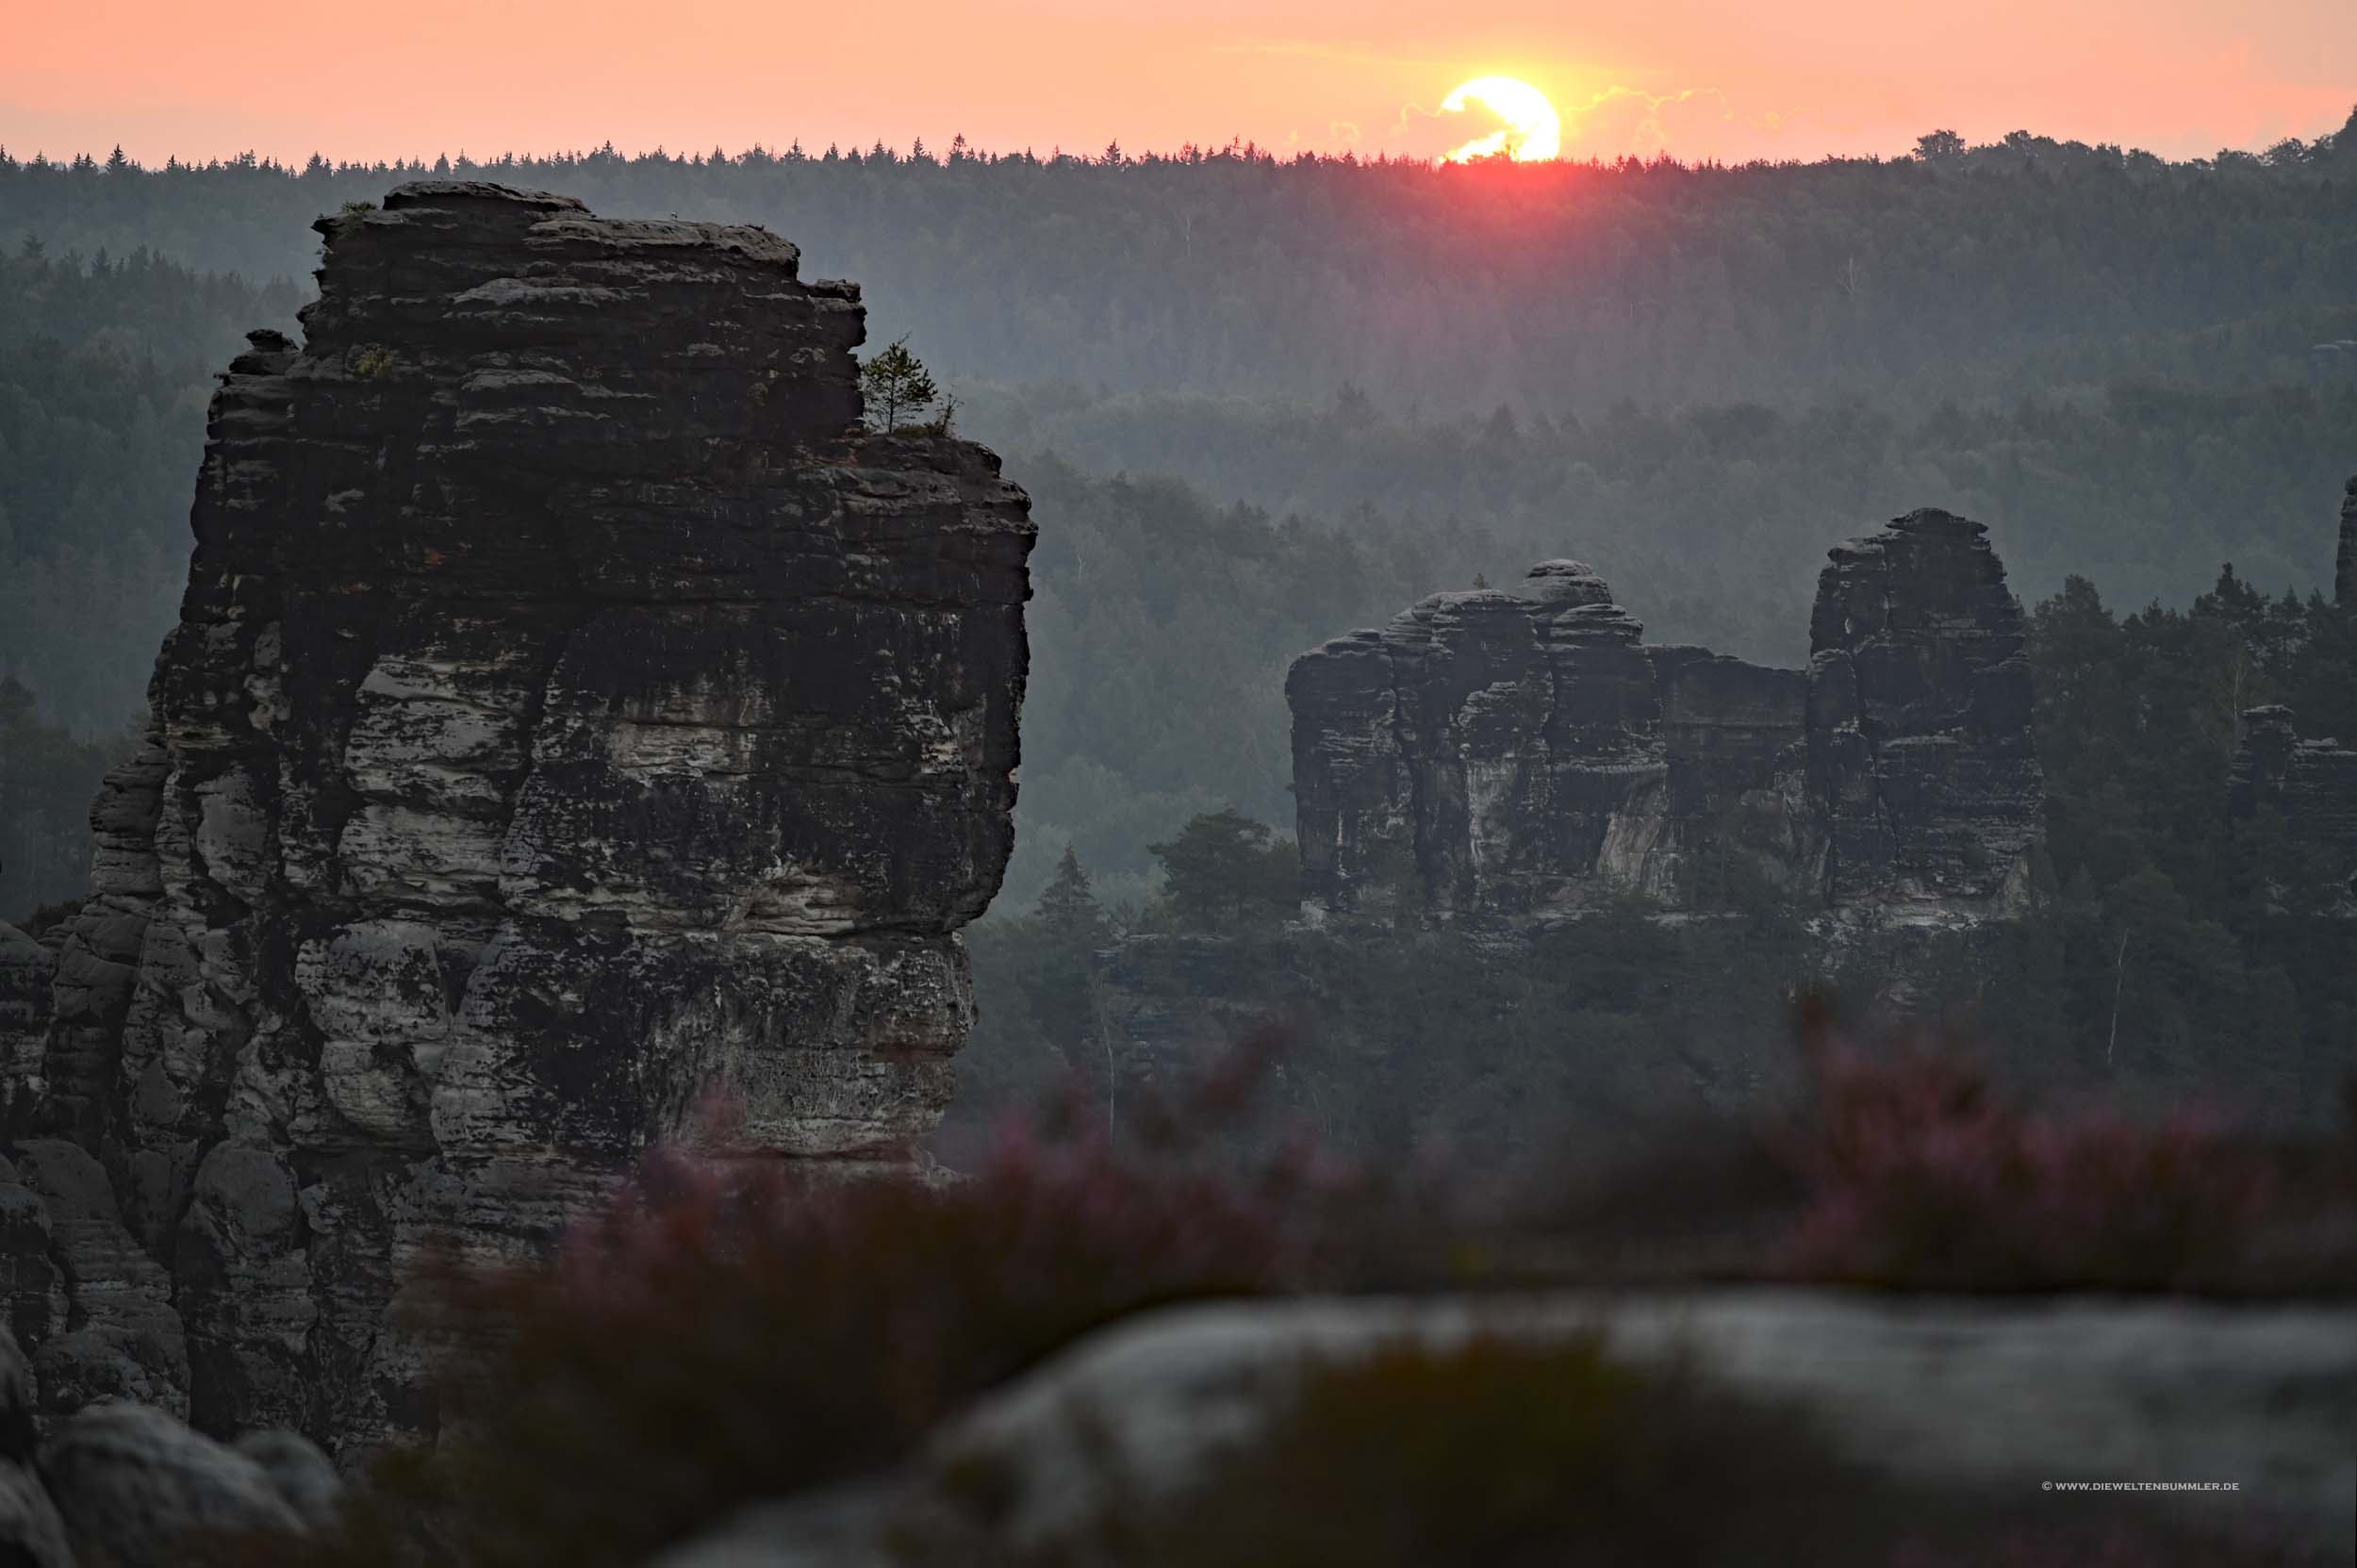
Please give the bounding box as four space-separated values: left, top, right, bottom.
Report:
231 1428 343 1532
0 1461 72 1568
43 1400 301 1565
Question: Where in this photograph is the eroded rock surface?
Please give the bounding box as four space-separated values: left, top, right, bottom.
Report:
1288 561 1808 919
0 181 1033 1453
2233 705 2357 912
1290 513 2040 922
1805 508 2042 915
2336 474 2354 608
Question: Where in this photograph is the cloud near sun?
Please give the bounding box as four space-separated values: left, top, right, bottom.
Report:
1438 77 1562 162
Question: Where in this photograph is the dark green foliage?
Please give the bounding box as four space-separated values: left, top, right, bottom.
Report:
0 240 301 734
8 117 2355 413
1978 570 2357 1113
1146 808 1298 932
1036 843 1110 948
0 676 118 917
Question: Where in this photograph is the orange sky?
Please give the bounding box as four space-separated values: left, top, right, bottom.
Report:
5 0 2352 167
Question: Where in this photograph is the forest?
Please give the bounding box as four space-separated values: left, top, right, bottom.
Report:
2 116 2353 1112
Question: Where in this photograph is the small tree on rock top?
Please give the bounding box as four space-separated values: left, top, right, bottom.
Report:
1148 809 1300 932
859 337 941 433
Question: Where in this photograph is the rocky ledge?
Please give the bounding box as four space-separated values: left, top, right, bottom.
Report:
0 182 1033 1456
1288 510 2040 922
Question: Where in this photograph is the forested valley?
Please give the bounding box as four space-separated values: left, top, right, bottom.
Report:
4 117 2354 1143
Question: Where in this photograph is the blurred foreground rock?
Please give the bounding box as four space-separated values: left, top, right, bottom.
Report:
0 1318 337 1567
658 1289 2357 1566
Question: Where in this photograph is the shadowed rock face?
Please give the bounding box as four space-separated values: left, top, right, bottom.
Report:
1805 508 2041 915
1288 561 1810 919
2232 706 2357 912
2338 475 2355 608
1289 514 2041 922
0 182 1033 1452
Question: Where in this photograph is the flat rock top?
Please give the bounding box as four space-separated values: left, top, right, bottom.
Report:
383 180 589 212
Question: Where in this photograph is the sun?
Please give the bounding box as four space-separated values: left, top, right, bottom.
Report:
1441 76 1562 163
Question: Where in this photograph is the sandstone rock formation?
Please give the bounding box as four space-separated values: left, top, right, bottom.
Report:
45 1399 308 1563
2232 705 2357 911
1288 562 1808 919
0 182 1033 1454
2338 474 2355 608
1289 511 2039 922
1805 508 2042 914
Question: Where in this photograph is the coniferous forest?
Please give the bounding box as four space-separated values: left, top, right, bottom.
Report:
4 117 2355 1132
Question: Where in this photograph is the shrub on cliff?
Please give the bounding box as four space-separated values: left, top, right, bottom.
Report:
273 1058 1339 1568
858 335 942 433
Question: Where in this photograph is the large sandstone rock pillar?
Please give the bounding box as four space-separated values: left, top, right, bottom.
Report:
2 182 1033 1452
1805 509 2040 915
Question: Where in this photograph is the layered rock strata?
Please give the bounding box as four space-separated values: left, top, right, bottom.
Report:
1805 509 2042 914
2232 706 2357 912
2338 474 2355 608
1290 511 2040 921
1288 561 1808 918
0 182 1033 1453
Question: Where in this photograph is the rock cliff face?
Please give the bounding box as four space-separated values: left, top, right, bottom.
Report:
1805 509 2041 915
1289 512 2039 921
2232 706 2357 912
1288 562 1809 919
0 182 1033 1453
2338 474 2355 608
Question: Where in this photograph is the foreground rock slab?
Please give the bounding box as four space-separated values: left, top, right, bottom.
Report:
659 1289 2357 1565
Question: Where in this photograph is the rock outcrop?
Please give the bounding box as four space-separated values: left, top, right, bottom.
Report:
2337 474 2355 608
2232 705 2357 911
0 182 1033 1453
1288 562 1808 919
1805 508 2042 914
1289 512 2039 922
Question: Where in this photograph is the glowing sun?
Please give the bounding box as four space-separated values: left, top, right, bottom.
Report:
1441 75 1562 162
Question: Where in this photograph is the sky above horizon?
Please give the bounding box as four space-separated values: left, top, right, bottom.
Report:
6 1 2353 169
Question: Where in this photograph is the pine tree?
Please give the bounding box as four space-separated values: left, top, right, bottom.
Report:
1036 845 1109 947
858 338 940 433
